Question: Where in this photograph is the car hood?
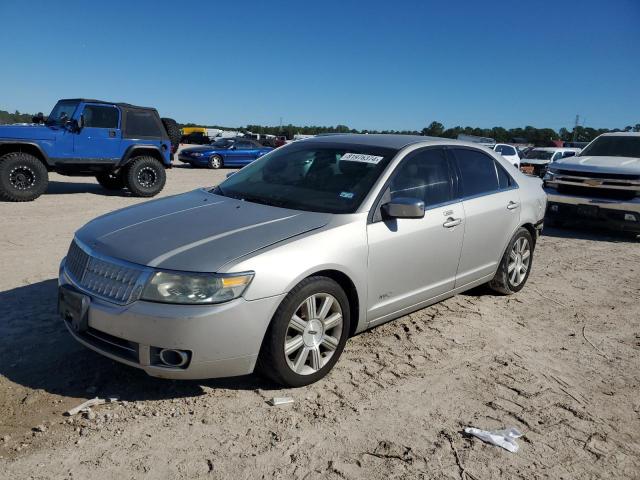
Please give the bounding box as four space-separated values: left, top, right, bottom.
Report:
553 155 640 175
75 189 331 272
0 124 58 141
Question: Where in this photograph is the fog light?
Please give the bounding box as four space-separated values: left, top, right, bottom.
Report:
624 213 637 222
550 205 559 212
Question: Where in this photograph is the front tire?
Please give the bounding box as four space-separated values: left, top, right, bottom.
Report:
96 172 125 191
0 152 49 202
125 156 166 197
257 277 351 387
489 227 534 295
208 154 223 169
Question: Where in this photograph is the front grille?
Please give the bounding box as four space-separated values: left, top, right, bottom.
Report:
557 184 637 200
65 240 147 304
555 169 640 181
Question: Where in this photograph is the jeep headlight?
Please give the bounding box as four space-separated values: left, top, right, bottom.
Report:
141 271 253 304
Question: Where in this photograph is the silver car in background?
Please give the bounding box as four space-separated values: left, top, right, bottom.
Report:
58 135 546 386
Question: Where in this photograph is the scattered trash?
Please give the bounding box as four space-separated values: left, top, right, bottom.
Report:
463 426 523 453
64 396 118 416
268 397 294 406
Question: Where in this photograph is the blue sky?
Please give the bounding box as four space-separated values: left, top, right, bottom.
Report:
0 0 638 131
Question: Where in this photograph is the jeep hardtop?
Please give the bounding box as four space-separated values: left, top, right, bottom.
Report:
0 99 180 201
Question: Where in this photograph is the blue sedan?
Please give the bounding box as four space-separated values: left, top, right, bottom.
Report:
178 138 273 169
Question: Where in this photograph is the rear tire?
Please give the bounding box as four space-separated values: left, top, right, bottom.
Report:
0 152 49 202
125 156 166 197
96 172 125 191
489 227 534 295
257 276 350 387
161 118 180 151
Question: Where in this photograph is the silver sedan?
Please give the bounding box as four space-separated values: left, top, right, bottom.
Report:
58 135 546 386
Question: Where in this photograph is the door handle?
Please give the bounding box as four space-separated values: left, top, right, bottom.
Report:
507 201 520 210
443 217 462 228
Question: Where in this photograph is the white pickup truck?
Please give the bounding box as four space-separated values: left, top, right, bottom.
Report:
543 132 640 234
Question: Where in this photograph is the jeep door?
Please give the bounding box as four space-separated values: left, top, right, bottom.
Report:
449 148 521 287
366 147 465 325
74 104 122 161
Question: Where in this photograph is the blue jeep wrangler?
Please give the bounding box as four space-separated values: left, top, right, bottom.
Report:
0 99 181 201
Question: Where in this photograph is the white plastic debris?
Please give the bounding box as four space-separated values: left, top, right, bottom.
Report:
268 397 294 406
463 426 523 453
65 396 119 416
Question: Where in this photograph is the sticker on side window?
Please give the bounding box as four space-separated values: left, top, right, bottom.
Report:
339 191 355 199
340 153 384 164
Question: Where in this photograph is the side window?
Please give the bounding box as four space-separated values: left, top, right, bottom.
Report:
83 105 119 129
236 141 251 149
496 161 515 189
453 148 499 197
124 110 162 138
563 151 576 158
389 148 452 208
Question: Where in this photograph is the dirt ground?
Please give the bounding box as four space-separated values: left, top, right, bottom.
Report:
1 158 639 479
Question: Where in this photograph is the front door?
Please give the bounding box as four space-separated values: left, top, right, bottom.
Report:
366 147 465 325
225 140 255 166
74 104 122 161
449 148 521 287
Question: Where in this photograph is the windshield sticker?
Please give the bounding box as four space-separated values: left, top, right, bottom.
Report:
341 153 384 164
339 191 355 199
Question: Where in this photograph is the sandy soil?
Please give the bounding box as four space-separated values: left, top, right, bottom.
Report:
1 158 639 479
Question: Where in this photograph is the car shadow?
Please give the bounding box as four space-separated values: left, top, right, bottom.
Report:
46 181 129 197
0 279 278 404
542 224 639 243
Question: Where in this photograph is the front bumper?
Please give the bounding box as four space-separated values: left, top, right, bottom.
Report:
544 187 640 232
59 260 285 379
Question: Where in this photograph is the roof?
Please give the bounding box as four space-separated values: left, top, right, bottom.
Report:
58 98 157 111
600 132 640 137
302 133 454 150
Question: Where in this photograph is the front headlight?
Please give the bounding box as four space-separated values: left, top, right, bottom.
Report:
141 271 254 304
191 152 204 157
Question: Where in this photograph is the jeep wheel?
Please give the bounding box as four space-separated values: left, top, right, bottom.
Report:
489 227 534 295
125 156 166 197
0 152 49 202
161 118 181 151
208 154 223 169
96 172 126 191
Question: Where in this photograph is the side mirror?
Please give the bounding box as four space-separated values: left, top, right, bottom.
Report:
381 197 425 219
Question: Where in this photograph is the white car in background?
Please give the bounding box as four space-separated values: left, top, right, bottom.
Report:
520 147 581 177
493 144 521 168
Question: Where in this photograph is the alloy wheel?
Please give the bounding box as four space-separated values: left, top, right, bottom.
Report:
508 237 531 286
284 293 343 375
9 165 36 190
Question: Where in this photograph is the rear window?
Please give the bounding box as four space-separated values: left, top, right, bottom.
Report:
452 149 499 197
495 145 516 156
124 110 162 138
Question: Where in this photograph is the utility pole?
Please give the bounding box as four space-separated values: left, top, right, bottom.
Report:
279 117 283 132
572 114 580 142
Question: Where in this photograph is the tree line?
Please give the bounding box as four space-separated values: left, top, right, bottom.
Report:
3 108 638 146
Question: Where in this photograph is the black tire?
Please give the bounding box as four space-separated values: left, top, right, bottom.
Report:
161 118 181 151
208 154 223 169
257 276 351 387
489 227 534 295
0 152 49 202
95 172 125 191
124 156 166 197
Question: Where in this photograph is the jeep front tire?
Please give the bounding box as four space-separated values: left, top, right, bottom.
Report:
0 152 49 202
125 156 166 197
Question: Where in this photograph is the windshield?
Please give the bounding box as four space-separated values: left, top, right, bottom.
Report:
580 136 640 158
211 139 233 148
212 142 397 213
47 101 79 125
524 149 554 160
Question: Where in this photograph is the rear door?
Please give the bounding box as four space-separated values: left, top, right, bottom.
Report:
366 147 465 324
450 148 521 287
74 104 122 160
